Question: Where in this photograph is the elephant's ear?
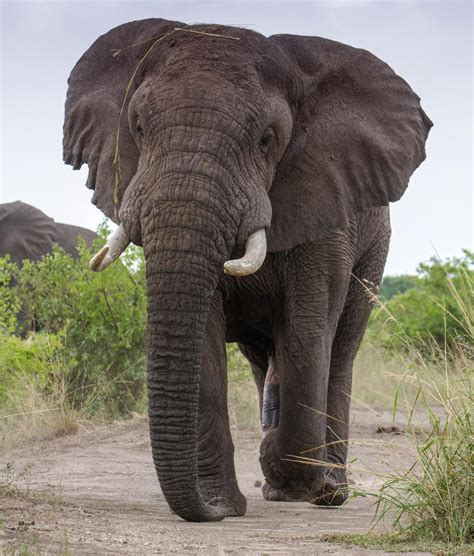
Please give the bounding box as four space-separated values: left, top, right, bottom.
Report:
266 34 432 252
0 202 58 265
63 18 182 222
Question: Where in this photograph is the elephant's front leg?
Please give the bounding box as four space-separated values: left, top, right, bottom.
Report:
260 332 335 503
259 247 352 505
324 239 390 505
197 291 246 517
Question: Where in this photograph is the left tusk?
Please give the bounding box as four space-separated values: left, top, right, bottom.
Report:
89 224 130 272
223 228 267 276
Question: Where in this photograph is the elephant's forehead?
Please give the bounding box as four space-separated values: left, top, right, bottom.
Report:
158 48 261 86
137 56 267 115
149 27 268 80
149 70 263 104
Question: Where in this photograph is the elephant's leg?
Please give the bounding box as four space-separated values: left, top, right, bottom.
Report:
197 292 246 517
239 341 289 502
260 330 336 502
260 244 354 504
237 342 268 411
238 340 278 435
261 356 280 436
323 241 390 505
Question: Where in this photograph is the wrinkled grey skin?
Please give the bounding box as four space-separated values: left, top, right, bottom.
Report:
63 19 432 522
0 201 97 266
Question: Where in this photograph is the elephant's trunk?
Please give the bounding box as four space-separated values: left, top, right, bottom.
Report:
143 204 228 522
86 139 271 520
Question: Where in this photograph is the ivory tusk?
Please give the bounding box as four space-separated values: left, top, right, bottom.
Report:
223 229 267 276
89 224 130 272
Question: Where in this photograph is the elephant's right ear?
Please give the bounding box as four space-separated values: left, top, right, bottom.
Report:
63 18 182 222
266 34 432 252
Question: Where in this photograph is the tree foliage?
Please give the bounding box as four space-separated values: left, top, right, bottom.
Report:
372 251 473 352
0 257 21 335
379 274 419 300
0 223 147 416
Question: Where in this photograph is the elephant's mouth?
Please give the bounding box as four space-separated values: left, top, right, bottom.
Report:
89 223 268 275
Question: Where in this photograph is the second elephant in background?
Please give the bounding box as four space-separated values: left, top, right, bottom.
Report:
0 201 97 266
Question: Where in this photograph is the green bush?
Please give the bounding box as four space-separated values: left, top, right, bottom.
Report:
1 223 148 418
0 331 82 446
227 342 253 383
0 256 21 335
371 251 473 353
379 274 419 300
0 333 63 404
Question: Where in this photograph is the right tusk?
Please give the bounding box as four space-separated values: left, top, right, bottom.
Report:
89 224 130 272
223 228 267 276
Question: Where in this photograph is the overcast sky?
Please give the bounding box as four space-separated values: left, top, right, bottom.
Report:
1 0 472 275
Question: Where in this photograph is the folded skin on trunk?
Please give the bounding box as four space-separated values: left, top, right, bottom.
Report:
142 202 230 522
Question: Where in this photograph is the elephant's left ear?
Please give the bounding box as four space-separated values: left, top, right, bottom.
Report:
266 34 433 252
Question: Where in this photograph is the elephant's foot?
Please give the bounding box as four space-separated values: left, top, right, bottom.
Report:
202 486 247 517
308 471 348 507
262 480 307 502
262 475 348 506
259 431 348 507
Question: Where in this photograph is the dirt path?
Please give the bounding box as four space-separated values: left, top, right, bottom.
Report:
1 409 428 555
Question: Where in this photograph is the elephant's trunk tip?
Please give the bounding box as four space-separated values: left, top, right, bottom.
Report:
224 228 267 276
89 224 130 271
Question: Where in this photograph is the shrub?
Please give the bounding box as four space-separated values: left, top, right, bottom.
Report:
379 274 419 300
371 250 473 353
0 256 21 335
0 332 80 445
2 223 148 418
0 333 63 404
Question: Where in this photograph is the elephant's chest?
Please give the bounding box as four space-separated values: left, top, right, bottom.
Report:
220 274 281 345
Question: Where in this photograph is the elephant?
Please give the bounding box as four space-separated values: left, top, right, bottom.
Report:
63 19 432 522
0 201 97 266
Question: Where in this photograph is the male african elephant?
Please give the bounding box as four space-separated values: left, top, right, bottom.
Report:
0 201 97 266
63 19 431 522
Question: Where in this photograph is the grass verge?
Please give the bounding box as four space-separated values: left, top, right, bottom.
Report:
320 532 474 555
327 269 473 553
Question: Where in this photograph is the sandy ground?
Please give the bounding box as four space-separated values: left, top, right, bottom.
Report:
1 408 430 555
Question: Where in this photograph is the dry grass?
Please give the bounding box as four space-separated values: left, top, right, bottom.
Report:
0 350 83 450
226 343 260 431
228 379 260 432
317 270 473 551
352 340 404 409
0 387 80 450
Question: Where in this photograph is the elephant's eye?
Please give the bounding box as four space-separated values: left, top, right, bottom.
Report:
135 121 144 140
258 129 275 155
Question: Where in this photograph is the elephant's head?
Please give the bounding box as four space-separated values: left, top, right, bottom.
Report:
63 19 431 521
